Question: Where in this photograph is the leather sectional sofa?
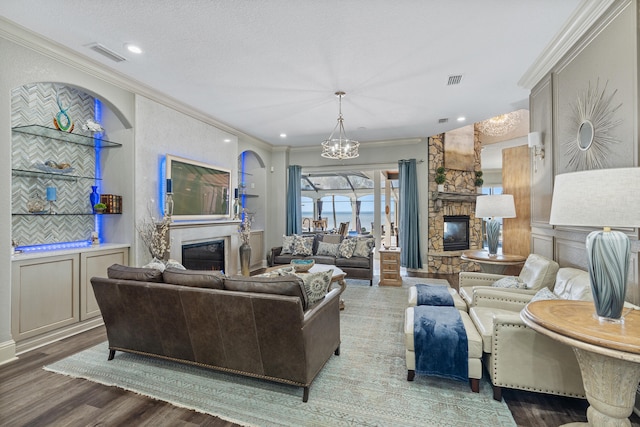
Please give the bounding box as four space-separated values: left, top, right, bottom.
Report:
91 264 341 402
269 233 375 285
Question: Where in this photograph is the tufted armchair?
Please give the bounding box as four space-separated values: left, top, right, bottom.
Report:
468 267 592 401
459 253 559 308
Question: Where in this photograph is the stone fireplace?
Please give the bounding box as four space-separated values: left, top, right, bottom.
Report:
443 215 470 251
427 132 483 274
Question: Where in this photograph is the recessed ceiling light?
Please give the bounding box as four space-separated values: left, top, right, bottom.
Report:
125 43 142 54
280 133 287 138
223 139 231 143
457 117 466 122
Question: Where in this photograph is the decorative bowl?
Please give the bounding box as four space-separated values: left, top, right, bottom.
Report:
291 259 315 272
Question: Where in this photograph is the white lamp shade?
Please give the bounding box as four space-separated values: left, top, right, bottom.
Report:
549 167 640 228
528 131 542 148
475 194 516 219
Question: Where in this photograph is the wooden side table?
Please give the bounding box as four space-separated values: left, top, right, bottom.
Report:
460 249 526 274
522 300 640 426
379 247 402 286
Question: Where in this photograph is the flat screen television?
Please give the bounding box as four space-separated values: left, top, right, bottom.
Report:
166 154 231 220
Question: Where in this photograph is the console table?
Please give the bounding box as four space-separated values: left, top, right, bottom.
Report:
522 300 640 427
460 249 526 274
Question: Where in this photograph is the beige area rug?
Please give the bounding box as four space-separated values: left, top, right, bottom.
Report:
45 277 516 427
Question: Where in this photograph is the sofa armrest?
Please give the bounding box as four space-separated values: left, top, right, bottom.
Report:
459 271 509 287
269 246 283 266
472 288 533 311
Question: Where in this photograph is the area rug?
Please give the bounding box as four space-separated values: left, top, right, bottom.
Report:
45 277 516 427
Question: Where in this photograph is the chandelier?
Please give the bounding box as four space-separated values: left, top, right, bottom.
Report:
477 111 520 136
321 91 359 160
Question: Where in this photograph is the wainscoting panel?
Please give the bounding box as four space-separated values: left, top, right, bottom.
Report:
554 237 588 270
531 232 554 260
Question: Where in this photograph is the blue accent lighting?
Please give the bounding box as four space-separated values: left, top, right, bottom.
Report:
94 98 104 241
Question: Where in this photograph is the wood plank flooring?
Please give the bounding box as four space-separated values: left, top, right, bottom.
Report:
2 304 640 425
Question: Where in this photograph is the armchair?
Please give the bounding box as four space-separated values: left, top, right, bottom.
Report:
469 267 592 401
459 253 559 308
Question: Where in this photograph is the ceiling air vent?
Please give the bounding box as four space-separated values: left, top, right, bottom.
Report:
447 74 463 85
88 43 127 63
438 118 449 124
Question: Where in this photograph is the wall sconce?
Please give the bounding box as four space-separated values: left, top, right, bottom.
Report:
528 131 545 172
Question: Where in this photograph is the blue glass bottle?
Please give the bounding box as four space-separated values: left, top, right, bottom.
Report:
90 186 100 213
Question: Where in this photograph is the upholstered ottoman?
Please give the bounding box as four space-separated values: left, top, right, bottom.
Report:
407 281 467 312
404 306 483 392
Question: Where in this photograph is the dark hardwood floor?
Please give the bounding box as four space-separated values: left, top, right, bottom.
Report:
2 288 639 425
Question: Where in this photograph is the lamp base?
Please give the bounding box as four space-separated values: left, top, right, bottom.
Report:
593 313 624 324
586 229 630 321
486 219 500 255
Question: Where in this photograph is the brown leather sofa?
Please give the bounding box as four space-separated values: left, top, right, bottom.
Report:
269 233 375 285
91 265 341 402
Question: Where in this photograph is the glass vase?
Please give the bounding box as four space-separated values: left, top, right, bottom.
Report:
239 242 251 276
89 186 100 213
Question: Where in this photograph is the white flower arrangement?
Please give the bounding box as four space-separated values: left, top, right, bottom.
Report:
138 209 171 260
238 210 252 245
81 119 104 133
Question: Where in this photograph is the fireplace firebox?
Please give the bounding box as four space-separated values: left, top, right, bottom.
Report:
443 215 470 251
182 239 225 271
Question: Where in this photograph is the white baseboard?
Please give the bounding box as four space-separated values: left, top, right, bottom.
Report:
0 339 17 366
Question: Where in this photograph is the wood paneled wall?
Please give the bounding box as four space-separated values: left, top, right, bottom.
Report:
502 145 531 257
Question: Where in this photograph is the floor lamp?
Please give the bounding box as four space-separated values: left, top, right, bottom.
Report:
549 167 640 322
475 194 516 256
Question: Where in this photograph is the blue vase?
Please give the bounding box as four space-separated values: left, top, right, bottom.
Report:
90 186 100 213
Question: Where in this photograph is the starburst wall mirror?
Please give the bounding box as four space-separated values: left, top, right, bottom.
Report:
564 79 622 171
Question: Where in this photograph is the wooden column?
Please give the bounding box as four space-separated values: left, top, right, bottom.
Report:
502 145 531 257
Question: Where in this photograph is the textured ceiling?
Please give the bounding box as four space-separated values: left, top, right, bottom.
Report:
1 0 582 147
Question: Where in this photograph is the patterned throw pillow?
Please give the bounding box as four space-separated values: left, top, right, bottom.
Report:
352 237 374 258
316 241 339 257
529 287 559 303
292 235 314 256
296 269 333 306
281 234 296 254
337 238 357 258
491 276 525 289
165 259 186 270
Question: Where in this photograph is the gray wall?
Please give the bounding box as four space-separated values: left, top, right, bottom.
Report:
529 0 640 303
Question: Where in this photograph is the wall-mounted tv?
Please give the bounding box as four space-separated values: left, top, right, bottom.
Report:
166 154 231 220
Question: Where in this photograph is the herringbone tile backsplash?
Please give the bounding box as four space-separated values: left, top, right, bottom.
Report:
12 83 97 246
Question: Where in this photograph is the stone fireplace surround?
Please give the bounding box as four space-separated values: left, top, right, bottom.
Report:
427 132 483 274
167 220 241 275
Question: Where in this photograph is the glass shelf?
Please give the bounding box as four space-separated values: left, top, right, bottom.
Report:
12 124 122 148
12 168 100 181
12 212 120 216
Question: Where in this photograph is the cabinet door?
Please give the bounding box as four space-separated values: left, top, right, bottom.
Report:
80 248 129 320
12 254 79 341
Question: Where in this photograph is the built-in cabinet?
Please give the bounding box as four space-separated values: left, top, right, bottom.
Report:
11 245 129 353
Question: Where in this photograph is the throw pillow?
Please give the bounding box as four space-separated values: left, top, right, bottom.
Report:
281 234 296 254
337 238 357 258
316 241 339 257
529 287 559 303
296 269 333 306
292 235 314 256
352 237 375 258
142 259 166 272
491 276 525 289
163 268 224 289
107 264 164 282
165 259 186 270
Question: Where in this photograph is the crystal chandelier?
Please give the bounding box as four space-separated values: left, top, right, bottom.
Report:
477 111 520 136
321 91 359 160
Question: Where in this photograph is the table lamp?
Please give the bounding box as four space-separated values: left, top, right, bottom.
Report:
475 194 516 256
549 167 640 322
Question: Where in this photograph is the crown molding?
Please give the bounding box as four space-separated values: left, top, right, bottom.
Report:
518 0 617 89
0 17 271 148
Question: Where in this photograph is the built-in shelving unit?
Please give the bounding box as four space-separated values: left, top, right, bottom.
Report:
12 124 122 147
